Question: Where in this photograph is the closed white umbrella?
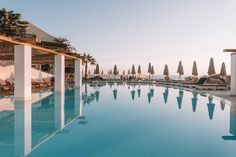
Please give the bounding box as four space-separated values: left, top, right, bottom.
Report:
151 66 155 75
148 62 152 73
113 65 118 75
192 61 198 77
163 64 169 77
208 58 216 76
138 65 141 74
122 70 125 80
148 62 152 80
179 65 184 76
131 64 136 76
138 65 141 78
220 62 226 76
94 64 100 75
177 61 182 74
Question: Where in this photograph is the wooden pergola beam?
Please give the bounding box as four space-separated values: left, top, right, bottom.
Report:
0 35 81 60
223 49 236 53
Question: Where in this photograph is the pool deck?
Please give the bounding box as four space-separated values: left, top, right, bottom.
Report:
199 90 236 105
185 88 236 106
158 83 235 105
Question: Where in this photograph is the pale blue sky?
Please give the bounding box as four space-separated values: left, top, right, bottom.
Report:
2 0 236 75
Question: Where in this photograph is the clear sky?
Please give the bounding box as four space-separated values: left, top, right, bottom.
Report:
2 0 236 75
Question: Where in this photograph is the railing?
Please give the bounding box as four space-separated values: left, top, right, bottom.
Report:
12 34 37 38
41 41 67 49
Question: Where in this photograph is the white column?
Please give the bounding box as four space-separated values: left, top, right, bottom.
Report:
14 45 32 101
54 92 65 130
231 53 236 95
75 60 82 88
75 88 82 116
14 100 32 156
55 55 65 92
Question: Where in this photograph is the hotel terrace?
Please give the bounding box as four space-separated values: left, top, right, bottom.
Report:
0 22 82 101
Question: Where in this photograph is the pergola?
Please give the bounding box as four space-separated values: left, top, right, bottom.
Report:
0 35 82 101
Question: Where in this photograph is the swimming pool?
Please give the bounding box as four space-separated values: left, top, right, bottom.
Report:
0 84 236 157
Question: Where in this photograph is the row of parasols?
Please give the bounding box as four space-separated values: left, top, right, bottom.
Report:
88 58 226 77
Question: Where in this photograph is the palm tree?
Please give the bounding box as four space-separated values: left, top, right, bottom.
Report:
0 8 28 37
80 53 96 79
0 8 28 61
54 37 76 53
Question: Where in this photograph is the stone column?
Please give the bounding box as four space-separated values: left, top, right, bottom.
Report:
54 92 65 130
14 45 32 101
74 88 82 116
75 60 82 88
54 55 65 92
14 100 32 156
231 53 236 95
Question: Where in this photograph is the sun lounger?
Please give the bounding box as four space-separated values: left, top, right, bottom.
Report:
0 79 11 95
196 84 227 90
194 77 227 90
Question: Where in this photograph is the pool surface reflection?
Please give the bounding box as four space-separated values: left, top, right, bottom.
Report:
0 84 236 157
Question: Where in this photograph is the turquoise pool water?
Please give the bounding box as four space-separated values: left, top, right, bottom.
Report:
0 84 236 157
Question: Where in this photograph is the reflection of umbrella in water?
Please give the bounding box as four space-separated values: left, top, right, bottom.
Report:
207 102 215 120
163 88 169 104
192 91 198 98
179 90 184 97
208 95 213 103
148 92 152 103
113 89 117 100
191 91 198 112
137 89 141 98
95 91 100 102
177 96 183 110
176 89 184 109
131 90 135 100
192 97 198 112
150 88 154 97
220 100 225 111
